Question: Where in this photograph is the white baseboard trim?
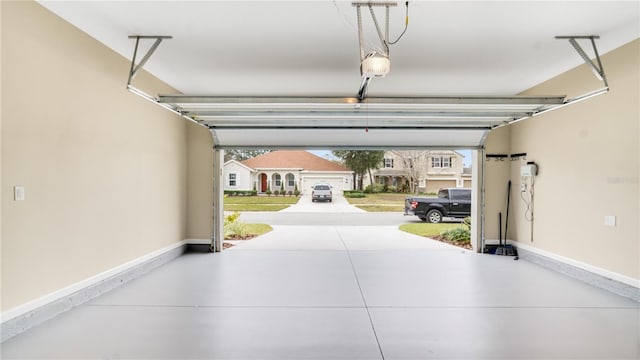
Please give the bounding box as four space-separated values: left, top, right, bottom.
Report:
184 238 213 245
510 241 639 302
0 239 205 342
511 241 640 289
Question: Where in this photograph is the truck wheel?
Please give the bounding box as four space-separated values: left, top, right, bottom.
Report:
426 209 443 223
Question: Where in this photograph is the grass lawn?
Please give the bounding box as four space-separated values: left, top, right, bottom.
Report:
347 193 434 212
225 196 300 204
346 193 408 205
225 204 290 211
355 205 404 212
399 222 465 237
244 223 273 236
224 223 273 241
224 195 300 211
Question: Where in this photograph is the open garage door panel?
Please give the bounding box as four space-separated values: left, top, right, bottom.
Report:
211 128 489 149
157 95 567 149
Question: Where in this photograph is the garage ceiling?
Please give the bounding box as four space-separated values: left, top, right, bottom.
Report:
39 1 639 148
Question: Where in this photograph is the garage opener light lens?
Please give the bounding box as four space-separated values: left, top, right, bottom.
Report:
361 52 390 77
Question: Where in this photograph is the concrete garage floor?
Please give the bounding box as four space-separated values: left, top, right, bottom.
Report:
2 225 639 359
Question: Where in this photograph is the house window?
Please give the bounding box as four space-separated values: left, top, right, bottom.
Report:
384 158 394 168
274 174 281 187
229 173 237 187
432 156 452 168
286 173 295 187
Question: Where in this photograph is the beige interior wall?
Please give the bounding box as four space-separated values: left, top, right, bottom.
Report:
508 39 639 280
187 123 214 239
1 1 190 310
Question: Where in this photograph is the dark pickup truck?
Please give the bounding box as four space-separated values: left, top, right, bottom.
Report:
405 188 471 223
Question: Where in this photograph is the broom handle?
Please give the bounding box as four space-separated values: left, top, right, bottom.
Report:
499 212 502 246
505 180 511 246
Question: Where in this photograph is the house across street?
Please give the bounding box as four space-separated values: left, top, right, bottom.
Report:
224 150 353 195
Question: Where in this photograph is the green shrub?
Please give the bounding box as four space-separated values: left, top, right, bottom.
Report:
344 192 366 198
224 211 249 238
273 190 280 196
224 190 257 196
462 216 471 230
439 227 470 243
386 185 398 193
364 184 385 193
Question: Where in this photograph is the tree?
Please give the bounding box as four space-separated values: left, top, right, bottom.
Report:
390 150 431 194
332 150 384 190
224 149 271 162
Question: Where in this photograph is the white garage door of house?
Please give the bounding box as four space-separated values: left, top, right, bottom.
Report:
302 177 345 195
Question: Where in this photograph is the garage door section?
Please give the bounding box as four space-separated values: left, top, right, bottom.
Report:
157 95 566 149
302 177 345 195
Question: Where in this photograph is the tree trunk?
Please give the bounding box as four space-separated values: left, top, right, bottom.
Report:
368 168 374 190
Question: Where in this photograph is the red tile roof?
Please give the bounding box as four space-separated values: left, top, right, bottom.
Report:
241 150 351 172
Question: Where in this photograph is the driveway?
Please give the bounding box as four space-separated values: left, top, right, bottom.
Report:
279 194 365 213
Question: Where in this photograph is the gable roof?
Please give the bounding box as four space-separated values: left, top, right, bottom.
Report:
223 159 255 172
241 150 351 172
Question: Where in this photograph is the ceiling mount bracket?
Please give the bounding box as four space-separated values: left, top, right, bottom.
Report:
555 35 608 87
127 35 172 87
506 35 610 127
125 35 206 127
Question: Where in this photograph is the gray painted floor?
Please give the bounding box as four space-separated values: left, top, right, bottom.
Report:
2 226 639 359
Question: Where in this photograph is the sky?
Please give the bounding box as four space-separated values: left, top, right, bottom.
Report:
308 149 473 167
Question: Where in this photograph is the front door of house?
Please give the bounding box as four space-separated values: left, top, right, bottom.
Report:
260 173 267 192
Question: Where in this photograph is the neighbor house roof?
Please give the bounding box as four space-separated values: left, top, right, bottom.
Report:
241 150 351 172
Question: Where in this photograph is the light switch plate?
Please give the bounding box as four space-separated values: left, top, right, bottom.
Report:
604 215 616 227
14 186 25 201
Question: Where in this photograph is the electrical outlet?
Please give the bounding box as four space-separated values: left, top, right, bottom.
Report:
520 183 527 192
14 186 25 201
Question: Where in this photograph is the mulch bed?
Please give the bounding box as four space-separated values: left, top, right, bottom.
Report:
430 235 473 250
223 234 259 249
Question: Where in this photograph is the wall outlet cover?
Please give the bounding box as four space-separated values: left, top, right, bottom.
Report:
604 215 616 227
14 186 25 201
